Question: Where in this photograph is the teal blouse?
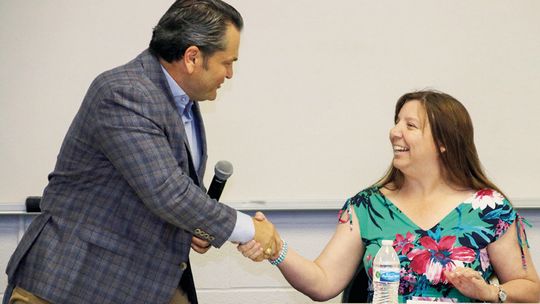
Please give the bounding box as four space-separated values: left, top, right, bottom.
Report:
340 186 529 302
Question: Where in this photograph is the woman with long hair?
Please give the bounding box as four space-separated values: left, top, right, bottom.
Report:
240 90 540 302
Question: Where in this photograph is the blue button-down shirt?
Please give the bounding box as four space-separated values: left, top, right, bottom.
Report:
160 66 253 244
161 66 201 171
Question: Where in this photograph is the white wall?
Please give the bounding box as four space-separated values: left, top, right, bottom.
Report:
1 209 540 303
1 1 540 302
1 1 540 205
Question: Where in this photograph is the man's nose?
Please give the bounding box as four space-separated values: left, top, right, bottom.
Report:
225 66 233 79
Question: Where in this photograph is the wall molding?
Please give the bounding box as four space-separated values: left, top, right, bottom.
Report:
1 197 539 214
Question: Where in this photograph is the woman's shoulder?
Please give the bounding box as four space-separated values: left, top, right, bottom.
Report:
352 185 382 199
343 185 384 208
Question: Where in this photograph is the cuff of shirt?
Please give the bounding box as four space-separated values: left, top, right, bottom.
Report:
227 211 254 244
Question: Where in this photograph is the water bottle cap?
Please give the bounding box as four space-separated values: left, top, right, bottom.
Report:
382 240 393 246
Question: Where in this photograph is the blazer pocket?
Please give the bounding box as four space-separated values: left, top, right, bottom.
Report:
77 224 179 264
77 225 139 259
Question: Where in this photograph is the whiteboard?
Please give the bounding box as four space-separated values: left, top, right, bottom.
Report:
1 0 539 206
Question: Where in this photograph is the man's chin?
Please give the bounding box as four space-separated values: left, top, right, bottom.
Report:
206 92 218 101
194 90 218 102
193 95 216 102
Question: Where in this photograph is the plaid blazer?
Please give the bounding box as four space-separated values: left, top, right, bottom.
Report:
4 50 237 304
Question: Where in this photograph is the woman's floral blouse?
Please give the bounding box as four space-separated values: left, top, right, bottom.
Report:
340 187 529 302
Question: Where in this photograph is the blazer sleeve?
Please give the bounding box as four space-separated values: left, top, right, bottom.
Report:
92 81 237 247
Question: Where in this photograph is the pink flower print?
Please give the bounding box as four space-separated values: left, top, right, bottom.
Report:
399 268 416 294
407 235 476 284
479 248 490 272
366 254 373 262
394 232 416 255
366 254 374 279
495 219 510 238
464 189 505 210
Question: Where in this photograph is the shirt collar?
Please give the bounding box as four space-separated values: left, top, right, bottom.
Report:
160 65 193 118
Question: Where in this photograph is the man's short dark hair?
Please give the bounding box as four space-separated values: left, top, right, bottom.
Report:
149 0 243 62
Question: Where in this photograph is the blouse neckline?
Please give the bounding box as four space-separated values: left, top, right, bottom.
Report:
375 187 477 232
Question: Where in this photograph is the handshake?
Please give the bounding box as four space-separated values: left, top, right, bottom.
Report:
191 212 283 263
241 211 283 262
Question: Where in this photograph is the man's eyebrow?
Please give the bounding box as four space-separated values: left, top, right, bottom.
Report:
223 57 238 64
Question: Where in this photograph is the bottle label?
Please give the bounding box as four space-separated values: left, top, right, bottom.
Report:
374 267 400 283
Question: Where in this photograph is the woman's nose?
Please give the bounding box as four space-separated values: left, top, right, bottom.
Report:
389 125 401 139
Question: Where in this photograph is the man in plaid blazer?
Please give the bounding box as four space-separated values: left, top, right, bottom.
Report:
3 1 281 303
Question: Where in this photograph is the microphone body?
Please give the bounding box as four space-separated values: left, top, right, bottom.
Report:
207 175 227 200
207 160 233 201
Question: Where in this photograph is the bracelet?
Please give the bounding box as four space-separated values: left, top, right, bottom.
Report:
491 282 507 303
269 240 288 266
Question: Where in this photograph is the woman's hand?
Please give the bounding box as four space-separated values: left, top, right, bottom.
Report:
445 267 496 302
238 211 279 262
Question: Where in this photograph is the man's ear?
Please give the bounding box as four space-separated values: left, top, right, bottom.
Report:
183 45 200 74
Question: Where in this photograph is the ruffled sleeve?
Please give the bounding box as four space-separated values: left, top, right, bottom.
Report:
465 189 531 269
337 187 380 232
338 198 354 230
491 199 531 269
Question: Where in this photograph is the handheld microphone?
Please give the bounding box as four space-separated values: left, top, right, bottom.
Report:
207 160 233 201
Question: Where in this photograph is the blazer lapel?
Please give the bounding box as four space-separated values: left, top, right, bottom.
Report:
184 143 201 187
192 102 207 180
138 49 202 185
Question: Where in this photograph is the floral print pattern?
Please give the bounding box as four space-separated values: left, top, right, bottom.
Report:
394 232 415 255
407 235 475 284
342 186 523 302
463 188 505 210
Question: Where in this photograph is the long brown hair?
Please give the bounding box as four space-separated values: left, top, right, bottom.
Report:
376 90 506 197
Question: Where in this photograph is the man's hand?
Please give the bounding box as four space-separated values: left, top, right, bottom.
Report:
237 239 264 261
251 211 281 261
191 236 211 254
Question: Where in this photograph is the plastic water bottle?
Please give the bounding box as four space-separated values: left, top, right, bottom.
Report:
372 240 400 304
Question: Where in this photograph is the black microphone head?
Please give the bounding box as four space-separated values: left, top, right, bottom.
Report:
214 160 233 180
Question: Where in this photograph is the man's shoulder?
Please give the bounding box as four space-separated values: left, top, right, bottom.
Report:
91 50 163 96
96 51 154 83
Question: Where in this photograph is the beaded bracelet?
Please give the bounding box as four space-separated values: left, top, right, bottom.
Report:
269 240 288 266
